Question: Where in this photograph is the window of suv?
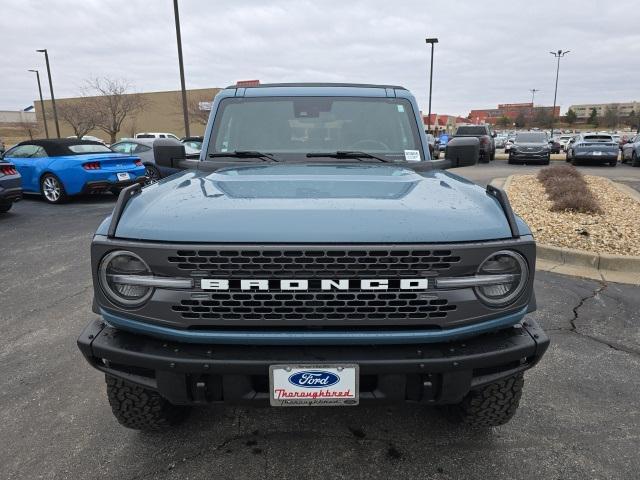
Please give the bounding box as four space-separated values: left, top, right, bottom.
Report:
209 96 424 161
515 132 547 143
455 126 488 135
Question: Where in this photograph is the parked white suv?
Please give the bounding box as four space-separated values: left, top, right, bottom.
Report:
135 132 180 141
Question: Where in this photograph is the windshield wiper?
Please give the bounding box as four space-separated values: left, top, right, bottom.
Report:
208 151 280 162
306 151 390 163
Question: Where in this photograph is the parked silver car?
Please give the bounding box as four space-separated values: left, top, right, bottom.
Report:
111 138 199 182
565 133 618 166
621 134 640 166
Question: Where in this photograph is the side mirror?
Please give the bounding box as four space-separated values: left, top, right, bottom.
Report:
153 140 187 169
444 136 480 168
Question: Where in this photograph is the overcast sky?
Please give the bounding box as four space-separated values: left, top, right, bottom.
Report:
1 0 639 116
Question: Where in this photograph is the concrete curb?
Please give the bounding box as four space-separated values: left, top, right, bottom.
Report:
493 174 640 285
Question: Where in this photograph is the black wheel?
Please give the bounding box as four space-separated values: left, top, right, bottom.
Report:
543 155 550 165
489 149 495 161
609 158 617 167
40 173 68 204
106 375 190 431
0 202 12 213
632 152 640 167
444 374 524 427
507 154 514 165
145 164 162 184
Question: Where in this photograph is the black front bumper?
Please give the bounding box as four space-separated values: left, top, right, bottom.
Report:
78 318 549 406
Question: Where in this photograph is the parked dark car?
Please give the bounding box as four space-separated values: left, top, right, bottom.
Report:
548 138 561 154
508 132 551 165
453 125 495 162
565 133 618 166
621 134 640 166
0 158 22 213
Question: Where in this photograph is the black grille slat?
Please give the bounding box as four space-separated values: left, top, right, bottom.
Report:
167 249 460 277
170 291 456 322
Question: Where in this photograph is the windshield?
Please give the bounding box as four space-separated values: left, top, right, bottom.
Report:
515 133 547 143
67 144 112 154
208 96 423 161
583 135 613 142
455 126 487 135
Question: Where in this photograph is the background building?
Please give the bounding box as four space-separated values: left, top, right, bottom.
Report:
468 103 560 125
422 113 471 133
568 101 640 119
31 87 221 143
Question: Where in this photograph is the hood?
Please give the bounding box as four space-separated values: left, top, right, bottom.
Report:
514 142 547 148
108 164 514 243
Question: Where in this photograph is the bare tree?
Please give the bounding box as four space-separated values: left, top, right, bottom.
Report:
17 121 40 140
57 101 99 139
87 78 146 143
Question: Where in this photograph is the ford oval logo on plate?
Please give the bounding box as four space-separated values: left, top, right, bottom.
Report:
288 370 340 388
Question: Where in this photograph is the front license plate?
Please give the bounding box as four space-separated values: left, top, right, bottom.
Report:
593 151 602 156
117 172 130 181
269 364 359 407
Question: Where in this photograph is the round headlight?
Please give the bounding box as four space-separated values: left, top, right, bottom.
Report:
475 250 528 307
99 250 153 307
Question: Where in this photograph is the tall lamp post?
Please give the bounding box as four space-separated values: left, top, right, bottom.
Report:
425 38 438 134
173 0 190 137
28 69 49 139
529 88 539 105
549 49 569 138
36 49 60 138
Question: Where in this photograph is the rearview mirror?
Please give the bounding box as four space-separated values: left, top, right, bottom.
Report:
154 140 187 169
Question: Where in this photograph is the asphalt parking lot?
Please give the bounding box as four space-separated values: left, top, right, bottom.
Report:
1 159 639 480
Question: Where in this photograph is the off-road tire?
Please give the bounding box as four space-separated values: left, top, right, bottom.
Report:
105 375 190 431
632 152 640 167
0 202 12 213
489 149 495 161
444 374 524 427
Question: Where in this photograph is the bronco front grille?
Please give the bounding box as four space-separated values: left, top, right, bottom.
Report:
171 291 457 322
167 249 460 277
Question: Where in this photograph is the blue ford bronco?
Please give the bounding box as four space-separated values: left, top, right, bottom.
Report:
78 83 549 430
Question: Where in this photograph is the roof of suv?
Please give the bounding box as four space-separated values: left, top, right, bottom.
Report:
224 82 407 90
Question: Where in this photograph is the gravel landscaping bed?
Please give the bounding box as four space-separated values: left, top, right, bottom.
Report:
506 174 640 256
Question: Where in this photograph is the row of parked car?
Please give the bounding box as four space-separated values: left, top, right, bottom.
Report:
0 135 203 212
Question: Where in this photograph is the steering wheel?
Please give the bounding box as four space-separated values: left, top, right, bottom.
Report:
350 139 391 151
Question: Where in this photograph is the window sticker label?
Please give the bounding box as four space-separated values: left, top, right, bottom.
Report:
404 149 421 162
397 105 405 112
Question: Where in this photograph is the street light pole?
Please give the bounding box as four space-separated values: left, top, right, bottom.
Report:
28 69 49 139
425 38 438 134
549 49 569 138
173 0 190 138
36 49 60 138
530 88 539 105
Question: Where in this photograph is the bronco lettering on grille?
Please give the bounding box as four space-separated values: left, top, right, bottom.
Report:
200 278 429 291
